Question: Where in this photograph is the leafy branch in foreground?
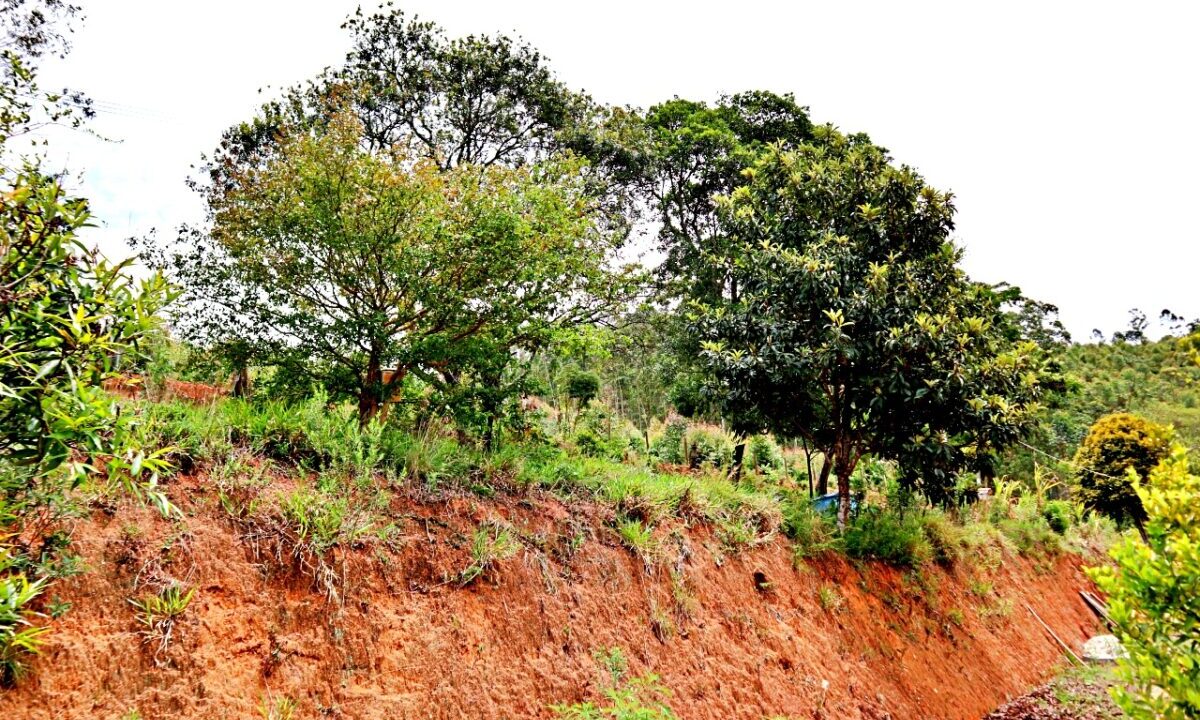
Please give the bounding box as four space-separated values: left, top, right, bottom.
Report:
1089 447 1200 719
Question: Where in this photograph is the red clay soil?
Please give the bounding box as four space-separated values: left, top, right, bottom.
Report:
0 476 1102 720
102 375 226 403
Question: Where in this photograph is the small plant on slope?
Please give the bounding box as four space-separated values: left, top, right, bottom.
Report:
459 522 519 586
130 584 195 658
552 675 677 720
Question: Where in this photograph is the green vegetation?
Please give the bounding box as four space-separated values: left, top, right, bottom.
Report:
129 585 195 657
1073 413 1173 527
3 2 1191 702
1090 447 1200 718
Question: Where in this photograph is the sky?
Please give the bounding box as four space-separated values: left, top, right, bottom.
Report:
32 0 1200 340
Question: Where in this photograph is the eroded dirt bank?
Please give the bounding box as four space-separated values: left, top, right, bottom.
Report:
1 477 1100 720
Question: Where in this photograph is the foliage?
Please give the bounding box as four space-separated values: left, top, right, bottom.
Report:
649 420 687 466
842 507 932 568
157 108 631 427
684 424 734 469
746 434 783 472
552 675 677 720
1 170 174 518
0 0 92 150
1089 447 1200 718
693 131 1052 522
1041 499 1074 534
566 371 601 406
1073 413 1173 525
460 521 519 586
0 566 46 686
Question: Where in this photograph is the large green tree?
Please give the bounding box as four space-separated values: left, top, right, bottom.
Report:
693 130 1050 524
161 111 630 426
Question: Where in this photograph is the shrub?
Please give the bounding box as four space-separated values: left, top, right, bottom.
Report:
842 508 932 567
1041 499 1074 534
1073 412 1172 525
685 424 734 469
747 434 783 471
1090 447 1200 719
780 496 839 560
650 420 687 465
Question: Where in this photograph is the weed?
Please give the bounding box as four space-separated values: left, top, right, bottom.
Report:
615 517 659 566
459 522 519 585
552 674 677 719
258 694 297 720
130 584 195 658
47 596 71 619
817 585 844 613
946 608 965 626
592 646 628 686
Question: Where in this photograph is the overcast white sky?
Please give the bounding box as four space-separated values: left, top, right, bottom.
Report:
33 0 1199 340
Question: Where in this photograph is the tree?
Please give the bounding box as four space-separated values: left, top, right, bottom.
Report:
637 91 814 302
693 131 1050 525
1073 412 1173 528
160 110 629 427
0 0 92 150
1089 446 1200 719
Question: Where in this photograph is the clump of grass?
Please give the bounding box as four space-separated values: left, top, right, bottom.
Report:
996 500 1061 556
258 695 297 720
459 522 520 586
278 488 367 555
817 585 844 613
919 508 966 565
781 497 840 562
842 508 932 568
615 517 659 566
130 584 195 658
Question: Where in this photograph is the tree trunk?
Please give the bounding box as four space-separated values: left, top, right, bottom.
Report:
816 454 832 496
358 354 383 427
731 441 746 482
230 364 251 398
835 451 859 530
801 438 816 498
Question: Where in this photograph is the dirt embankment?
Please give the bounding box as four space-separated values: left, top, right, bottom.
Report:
1 475 1101 720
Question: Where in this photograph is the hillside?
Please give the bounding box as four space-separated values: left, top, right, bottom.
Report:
0 446 1104 719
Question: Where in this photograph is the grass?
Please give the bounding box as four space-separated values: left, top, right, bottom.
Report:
817 584 844 613
459 522 520 585
615 517 659 565
130 584 195 658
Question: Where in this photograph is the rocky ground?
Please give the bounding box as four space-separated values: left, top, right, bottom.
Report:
985 665 1124 720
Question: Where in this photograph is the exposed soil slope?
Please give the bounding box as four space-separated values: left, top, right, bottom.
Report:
1 473 1101 720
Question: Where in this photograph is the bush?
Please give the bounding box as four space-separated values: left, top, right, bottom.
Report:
746 434 783 471
997 499 1061 555
1073 412 1173 524
650 420 687 465
842 508 932 567
1089 447 1200 719
1041 499 1074 534
780 495 839 560
685 424 734 469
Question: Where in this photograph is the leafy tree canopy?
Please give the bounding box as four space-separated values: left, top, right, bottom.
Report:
1073 412 1173 525
692 130 1052 521
157 110 634 426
